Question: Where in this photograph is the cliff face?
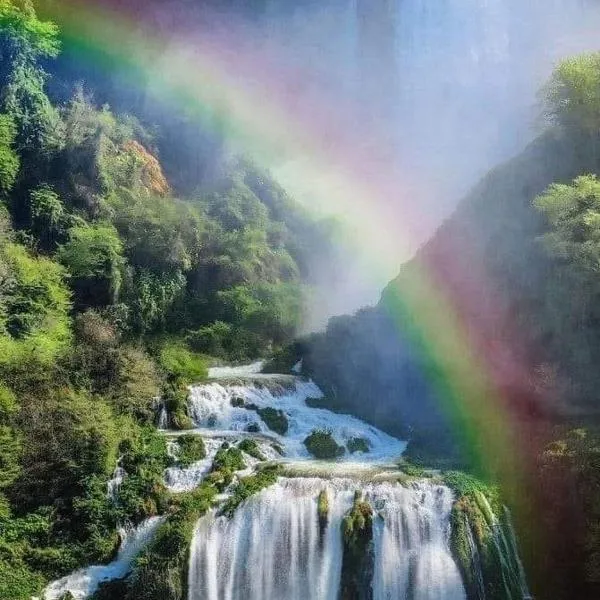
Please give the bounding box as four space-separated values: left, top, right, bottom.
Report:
305 129 594 461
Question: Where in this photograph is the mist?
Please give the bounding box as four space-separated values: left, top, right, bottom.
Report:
240 0 600 328
51 0 600 329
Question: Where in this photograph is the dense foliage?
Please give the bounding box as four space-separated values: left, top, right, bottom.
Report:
0 2 330 597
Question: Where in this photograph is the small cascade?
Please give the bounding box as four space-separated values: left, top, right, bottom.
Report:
164 437 224 493
187 478 466 600
43 517 164 600
107 458 126 502
154 396 169 429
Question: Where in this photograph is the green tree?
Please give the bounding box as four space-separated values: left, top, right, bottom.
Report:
0 0 62 153
58 223 124 308
543 52 600 160
28 184 66 250
535 175 600 276
0 113 19 193
0 240 71 374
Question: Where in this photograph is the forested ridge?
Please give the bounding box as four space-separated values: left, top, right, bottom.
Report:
299 52 600 599
0 3 334 597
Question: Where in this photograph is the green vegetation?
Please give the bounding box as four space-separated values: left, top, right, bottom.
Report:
346 437 370 454
303 429 345 459
206 443 247 491
174 435 206 468
340 492 374 600
125 483 216 600
238 438 266 461
317 489 329 544
220 464 282 518
256 407 289 435
0 2 333 595
158 342 207 385
447 473 525 600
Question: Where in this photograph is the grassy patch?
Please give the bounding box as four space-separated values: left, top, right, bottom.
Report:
175 435 206 468
238 439 265 461
219 464 282 518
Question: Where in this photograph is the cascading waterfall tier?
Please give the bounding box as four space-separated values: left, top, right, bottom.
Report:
187 477 466 600
185 376 406 462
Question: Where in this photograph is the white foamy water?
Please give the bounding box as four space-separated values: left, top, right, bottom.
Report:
369 482 465 600
164 436 282 493
43 517 164 600
107 458 126 503
164 438 224 493
208 361 266 378
188 478 350 600
188 477 465 600
187 378 406 462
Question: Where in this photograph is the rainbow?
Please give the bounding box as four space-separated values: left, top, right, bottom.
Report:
40 0 538 511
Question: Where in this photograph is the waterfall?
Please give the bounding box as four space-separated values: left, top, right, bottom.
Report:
185 378 406 461
43 517 164 600
107 458 126 502
187 478 465 600
370 482 465 600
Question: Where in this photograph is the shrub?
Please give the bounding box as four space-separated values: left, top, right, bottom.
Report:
257 407 288 435
159 341 207 385
162 385 193 431
346 437 370 454
220 465 281 518
175 435 206 467
238 438 265 461
304 429 345 459
211 444 246 474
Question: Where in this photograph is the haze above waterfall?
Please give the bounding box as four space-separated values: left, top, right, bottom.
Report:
146 0 600 323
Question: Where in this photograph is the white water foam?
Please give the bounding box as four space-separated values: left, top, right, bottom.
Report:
208 361 266 379
187 379 406 462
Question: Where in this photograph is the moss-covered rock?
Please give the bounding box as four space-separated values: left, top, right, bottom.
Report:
162 385 193 430
447 472 529 600
211 444 246 473
238 438 265 461
317 489 329 545
340 492 374 600
220 464 282 518
245 422 260 433
206 444 247 491
304 429 345 459
230 396 245 408
347 437 370 454
91 579 128 600
256 407 288 435
175 435 206 467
